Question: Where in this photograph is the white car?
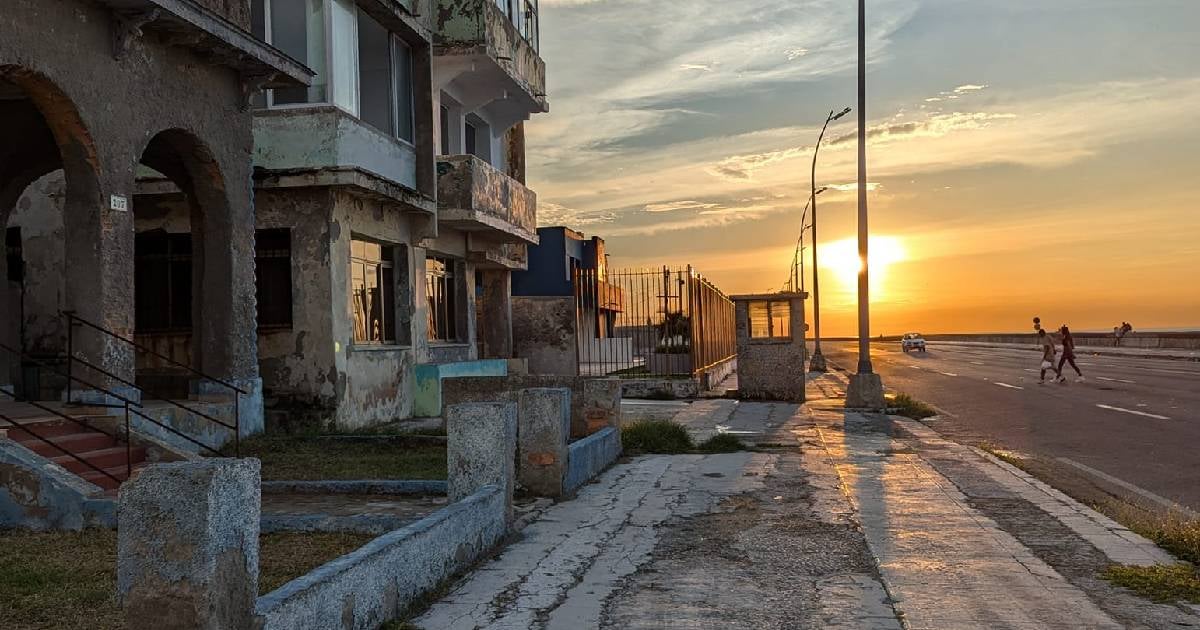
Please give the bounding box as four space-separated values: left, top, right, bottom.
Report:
901 332 927 353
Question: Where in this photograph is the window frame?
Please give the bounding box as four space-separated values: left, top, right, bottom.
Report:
425 255 460 343
134 231 194 335
748 300 792 341
349 236 398 346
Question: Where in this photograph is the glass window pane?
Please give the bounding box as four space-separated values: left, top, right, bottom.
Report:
381 264 395 342
271 0 328 104
770 301 791 339
365 262 380 341
251 0 266 40
357 8 393 134
749 301 770 339
351 261 367 342
330 0 359 114
393 38 414 142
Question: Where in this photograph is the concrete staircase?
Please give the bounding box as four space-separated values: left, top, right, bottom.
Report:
0 405 147 492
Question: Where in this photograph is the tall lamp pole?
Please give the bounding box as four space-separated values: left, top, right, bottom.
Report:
808 107 850 373
845 0 885 408
788 186 827 293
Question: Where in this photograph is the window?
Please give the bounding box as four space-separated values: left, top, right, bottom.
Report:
135 232 192 333
5 227 21 283
748 301 791 340
350 238 396 344
255 0 329 105
255 229 293 329
357 10 415 142
439 105 450 154
426 256 458 341
464 119 477 157
465 115 491 162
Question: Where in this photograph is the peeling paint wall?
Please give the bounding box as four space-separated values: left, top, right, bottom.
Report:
7 172 66 358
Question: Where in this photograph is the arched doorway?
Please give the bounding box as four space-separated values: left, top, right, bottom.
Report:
133 129 236 396
0 66 103 399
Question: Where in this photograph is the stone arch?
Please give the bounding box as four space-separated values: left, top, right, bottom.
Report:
0 65 105 392
134 128 237 378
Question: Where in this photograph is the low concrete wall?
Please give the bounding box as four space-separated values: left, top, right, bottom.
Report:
254 486 507 630
413 359 509 417
512 296 578 376
0 439 115 530
697 356 736 391
442 375 621 439
620 378 700 400
920 332 1200 350
563 427 622 495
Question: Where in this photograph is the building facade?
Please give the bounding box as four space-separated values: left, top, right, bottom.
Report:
1 0 310 442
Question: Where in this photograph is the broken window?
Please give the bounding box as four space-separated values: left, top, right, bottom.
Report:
426 256 458 342
135 231 193 334
748 300 790 340
350 238 396 345
255 229 293 329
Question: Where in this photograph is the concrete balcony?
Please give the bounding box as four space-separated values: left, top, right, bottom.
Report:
437 155 538 246
434 0 548 125
253 106 435 213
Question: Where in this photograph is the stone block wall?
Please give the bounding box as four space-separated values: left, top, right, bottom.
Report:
512 296 578 376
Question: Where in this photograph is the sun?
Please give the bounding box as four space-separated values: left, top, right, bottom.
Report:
820 236 906 290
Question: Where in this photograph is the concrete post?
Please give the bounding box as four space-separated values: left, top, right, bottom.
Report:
517 388 571 497
118 459 261 630
447 402 517 520
579 377 622 437
479 269 513 359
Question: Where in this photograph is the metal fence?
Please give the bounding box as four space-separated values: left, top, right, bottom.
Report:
573 265 735 377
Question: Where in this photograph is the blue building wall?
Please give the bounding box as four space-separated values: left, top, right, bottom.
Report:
513 227 598 297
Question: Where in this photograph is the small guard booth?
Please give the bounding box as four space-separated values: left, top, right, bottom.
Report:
731 292 808 402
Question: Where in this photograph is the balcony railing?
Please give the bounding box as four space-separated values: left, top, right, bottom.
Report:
436 154 537 245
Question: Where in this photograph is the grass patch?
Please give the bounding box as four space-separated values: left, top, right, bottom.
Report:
697 433 746 453
889 393 937 420
621 419 695 454
1104 503 1200 566
0 529 377 629
0 529 120 629
237 435 447 481
1102 563 1200 603
258 531 377 594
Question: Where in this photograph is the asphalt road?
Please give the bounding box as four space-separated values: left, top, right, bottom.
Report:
821 341 1200 510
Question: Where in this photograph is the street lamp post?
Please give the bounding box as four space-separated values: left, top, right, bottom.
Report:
789 186 827 294
808 107 850 373
845 0 886 409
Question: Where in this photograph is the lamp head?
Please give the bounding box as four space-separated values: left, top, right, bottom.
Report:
832 107 852 121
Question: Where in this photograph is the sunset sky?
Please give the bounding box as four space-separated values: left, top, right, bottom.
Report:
525 0 1200 336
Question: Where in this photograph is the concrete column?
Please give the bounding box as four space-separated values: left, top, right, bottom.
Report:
479 269 513 359
118 459 260 630
517 388 570 497
447 401 516 519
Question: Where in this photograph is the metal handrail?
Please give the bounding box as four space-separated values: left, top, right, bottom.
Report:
63 311 242 456
128 407 224 457
63 311 247 395
0 342 141 408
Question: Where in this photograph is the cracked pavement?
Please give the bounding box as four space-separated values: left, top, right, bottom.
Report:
413 374 1200 629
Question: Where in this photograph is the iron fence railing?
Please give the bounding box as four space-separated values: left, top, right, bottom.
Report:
573 265 735 378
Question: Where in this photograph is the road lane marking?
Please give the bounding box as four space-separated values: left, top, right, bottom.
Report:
908 365 922 369
1057 458 1198 518
994 382 1023 390
1095 404 1170 420
970 361 985 365
938 371 958 377
1095 376 1135 384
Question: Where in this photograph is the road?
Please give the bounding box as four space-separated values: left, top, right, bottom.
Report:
821 341 1200 510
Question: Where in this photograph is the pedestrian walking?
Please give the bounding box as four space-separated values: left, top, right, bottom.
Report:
1057 325 1084 382
1037 329 1062 384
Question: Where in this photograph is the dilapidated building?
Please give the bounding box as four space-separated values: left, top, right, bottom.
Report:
2 0 310 469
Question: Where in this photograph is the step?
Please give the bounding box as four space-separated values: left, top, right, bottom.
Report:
79 464 143 492
16 431 116 457
51 445 147 476
1 418 101 440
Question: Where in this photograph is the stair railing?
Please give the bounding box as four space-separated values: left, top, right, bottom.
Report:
63 311 243 456
0 342 136 484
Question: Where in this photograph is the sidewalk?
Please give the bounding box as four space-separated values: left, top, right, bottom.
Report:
412 374 1200 629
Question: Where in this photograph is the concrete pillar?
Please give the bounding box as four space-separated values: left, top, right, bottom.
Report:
447 402 516 519
579 377 622 437
517 388 570 497
118 459 261 630
479 269 513 359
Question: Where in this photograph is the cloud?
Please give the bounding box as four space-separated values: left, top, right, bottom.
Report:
643 200 720 213
537 202 616 228
953 84 988 93
678 63 713 72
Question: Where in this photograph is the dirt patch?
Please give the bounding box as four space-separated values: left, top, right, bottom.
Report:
600 454 888 629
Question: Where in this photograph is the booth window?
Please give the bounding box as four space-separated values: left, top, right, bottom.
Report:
749 300 791 340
